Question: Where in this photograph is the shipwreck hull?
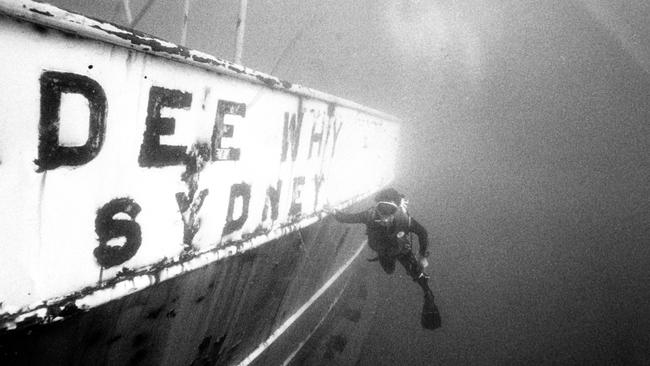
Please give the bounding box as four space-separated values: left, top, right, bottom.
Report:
0 216 370 366
0 1 397 364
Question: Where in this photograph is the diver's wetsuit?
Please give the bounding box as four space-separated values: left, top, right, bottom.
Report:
332 190 441 330
333 208 431 290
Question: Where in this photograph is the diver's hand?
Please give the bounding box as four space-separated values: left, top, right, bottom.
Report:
419 256 429 269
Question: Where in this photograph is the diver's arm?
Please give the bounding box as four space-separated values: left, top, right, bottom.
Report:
410 218 430 257
333 210 370 224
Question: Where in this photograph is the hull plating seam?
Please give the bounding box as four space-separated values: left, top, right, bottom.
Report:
236 239 367 366
280 283 349 366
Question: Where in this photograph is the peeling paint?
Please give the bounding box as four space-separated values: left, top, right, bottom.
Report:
2 0 400 121
28 8 52 17
176 144 210 250
191 54 212 64
281 80 293 89
256 74 281 88
0 0 400 334
91 25 192 58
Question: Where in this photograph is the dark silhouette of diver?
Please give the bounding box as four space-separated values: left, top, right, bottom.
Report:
330 188 441 330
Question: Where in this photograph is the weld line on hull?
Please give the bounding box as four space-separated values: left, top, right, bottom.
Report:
236 239 367 366
280 275 352 366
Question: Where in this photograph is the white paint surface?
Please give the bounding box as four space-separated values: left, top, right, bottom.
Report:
0 1 399 322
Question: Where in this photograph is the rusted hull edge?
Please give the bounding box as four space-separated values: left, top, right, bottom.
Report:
0 213 370 366
0 0 399 122
0 191 375 332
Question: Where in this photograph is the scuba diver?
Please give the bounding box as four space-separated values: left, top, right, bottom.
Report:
329 188 441 330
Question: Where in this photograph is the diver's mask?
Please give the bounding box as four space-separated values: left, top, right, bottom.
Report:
374 201 398 227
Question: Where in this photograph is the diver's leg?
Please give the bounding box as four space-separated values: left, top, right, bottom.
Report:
396 252 430 294
378 255 396 274
397 252 441 330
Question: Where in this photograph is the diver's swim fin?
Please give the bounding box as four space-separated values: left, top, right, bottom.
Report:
421 292 441 330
